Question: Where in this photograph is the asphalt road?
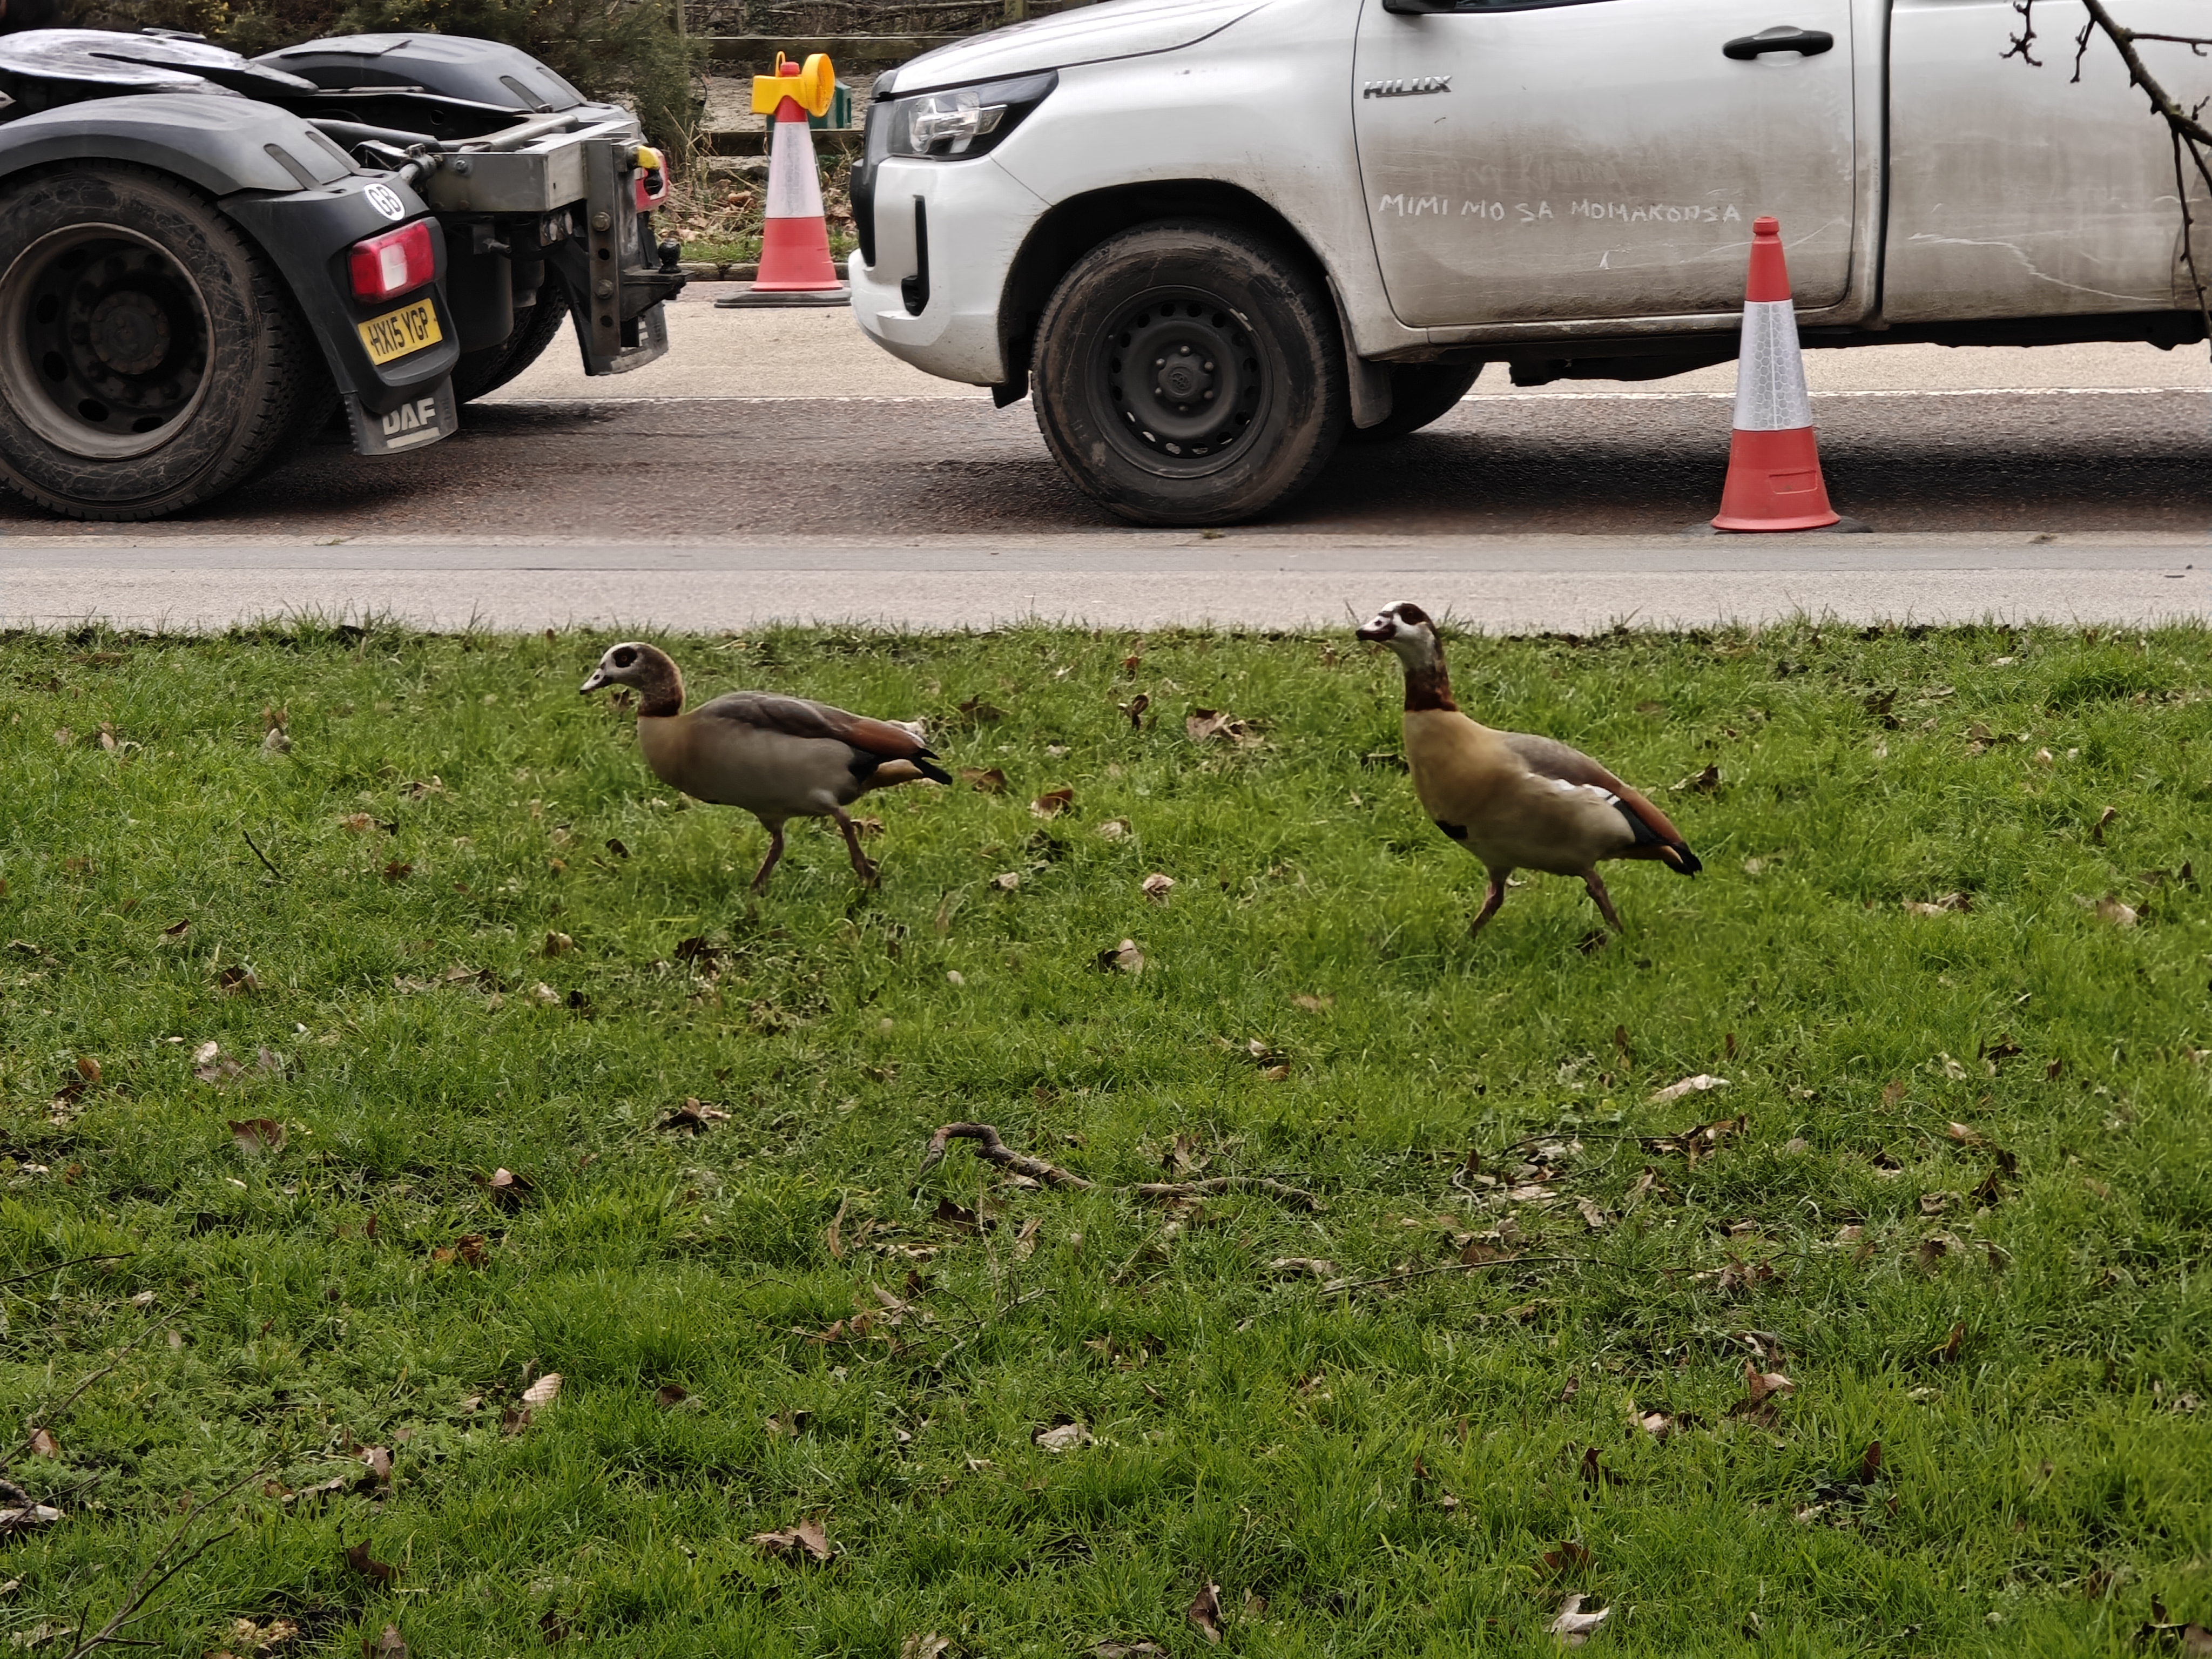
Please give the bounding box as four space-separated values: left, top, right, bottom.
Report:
2 287 2207 631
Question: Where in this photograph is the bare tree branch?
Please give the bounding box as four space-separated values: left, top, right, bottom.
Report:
2011 0 2212 337
0 1255 134 1294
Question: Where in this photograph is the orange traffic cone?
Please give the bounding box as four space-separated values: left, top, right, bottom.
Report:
1711 215 1847 531
717 52 848 309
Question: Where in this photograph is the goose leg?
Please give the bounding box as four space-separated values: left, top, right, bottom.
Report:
1583 869 1626 933
831 807 878 887
1469 871 1509 937
750 820 787 893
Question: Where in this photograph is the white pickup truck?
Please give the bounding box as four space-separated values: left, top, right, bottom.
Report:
848 0 2210 524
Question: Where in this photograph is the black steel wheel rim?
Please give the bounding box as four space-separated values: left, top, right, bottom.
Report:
1 227 211 460
1089 286 1266 476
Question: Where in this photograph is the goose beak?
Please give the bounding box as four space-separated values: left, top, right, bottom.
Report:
1354 615 1393 643
579 665 609 694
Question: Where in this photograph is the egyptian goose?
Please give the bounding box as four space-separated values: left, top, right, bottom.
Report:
1355 602 1700 935
581 642 950 891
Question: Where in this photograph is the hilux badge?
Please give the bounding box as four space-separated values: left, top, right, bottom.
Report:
365 184 407 220
1363 75 1452 98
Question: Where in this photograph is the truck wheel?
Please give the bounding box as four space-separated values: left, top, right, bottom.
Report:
0 165 329 522
450 272 572 402
1033 221 1345 526
1341 361 1482 444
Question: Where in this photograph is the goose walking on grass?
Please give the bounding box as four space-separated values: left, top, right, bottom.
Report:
581 642 950 892
1355 602 1700 935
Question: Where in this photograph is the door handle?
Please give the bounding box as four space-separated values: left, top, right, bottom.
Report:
1723 25 1835 59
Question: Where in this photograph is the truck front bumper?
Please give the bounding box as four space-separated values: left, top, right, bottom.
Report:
851 155 1047 387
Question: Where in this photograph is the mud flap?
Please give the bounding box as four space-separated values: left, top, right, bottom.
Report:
345 379 458 456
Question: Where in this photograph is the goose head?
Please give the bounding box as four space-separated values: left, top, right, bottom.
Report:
581 641 684 716
1355 601 1445 667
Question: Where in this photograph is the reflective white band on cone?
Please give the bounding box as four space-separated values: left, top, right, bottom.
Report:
766 119 826 220
1731 298 1814 433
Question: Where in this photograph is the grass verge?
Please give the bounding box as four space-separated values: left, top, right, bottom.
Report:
2 620 2209 1656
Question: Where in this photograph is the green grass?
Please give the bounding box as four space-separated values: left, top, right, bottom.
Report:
2 620 2209 1657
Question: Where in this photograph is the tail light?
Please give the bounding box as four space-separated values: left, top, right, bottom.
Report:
349 221 435 303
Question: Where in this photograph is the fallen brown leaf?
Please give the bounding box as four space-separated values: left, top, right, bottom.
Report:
1141 872 1176 902
361 1624 407 1659
1031 787 1074 819
1743 1360 1796 1405
658 1098 730 1132
752 1518 831 1563
1675 763 1721 793
26 1429 58 1460
1097 938 1144 974
521 1372 562 1410
1187 1582 1224 1644
1541 1540 1593 1575
899 1638 950 1659
1033 1420 1092 1453
1649 1074 1728 1103
228 1118 285 1156
959 767 1007 794
1549 1593 1611 1645
1270 1256 1338 1279
1013 1216 1042 1260
344 1540 397 1585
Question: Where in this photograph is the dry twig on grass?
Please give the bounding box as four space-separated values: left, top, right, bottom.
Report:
58 1460 274 1659
917 1122 1323 1210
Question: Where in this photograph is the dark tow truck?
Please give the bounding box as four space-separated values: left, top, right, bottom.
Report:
0 27 685 520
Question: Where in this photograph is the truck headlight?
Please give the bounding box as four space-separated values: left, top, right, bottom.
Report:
879 71 1057 159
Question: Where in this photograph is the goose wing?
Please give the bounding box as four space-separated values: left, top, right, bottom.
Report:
1499 730 1686 847
692 692 935 760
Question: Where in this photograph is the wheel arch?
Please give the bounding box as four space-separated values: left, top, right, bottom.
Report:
996 179 1334 402
0 95 353 200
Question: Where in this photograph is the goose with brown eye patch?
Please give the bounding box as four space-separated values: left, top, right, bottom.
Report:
580 641 952 892
1353 602 1701 937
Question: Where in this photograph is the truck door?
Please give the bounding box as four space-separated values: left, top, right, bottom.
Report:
1884 0 2212 323
1353 0 1858 328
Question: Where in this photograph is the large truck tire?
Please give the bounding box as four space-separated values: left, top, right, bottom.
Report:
1031 221 1345 527
449 270 571 403
1341 361 1482 444
0 164 330 522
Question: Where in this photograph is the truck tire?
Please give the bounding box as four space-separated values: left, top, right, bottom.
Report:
450 271 572 403
1032 222 1345 526
1341 361 1482 444
0 165 329 522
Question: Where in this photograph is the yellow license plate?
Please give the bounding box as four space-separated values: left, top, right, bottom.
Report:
356 300 442 365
